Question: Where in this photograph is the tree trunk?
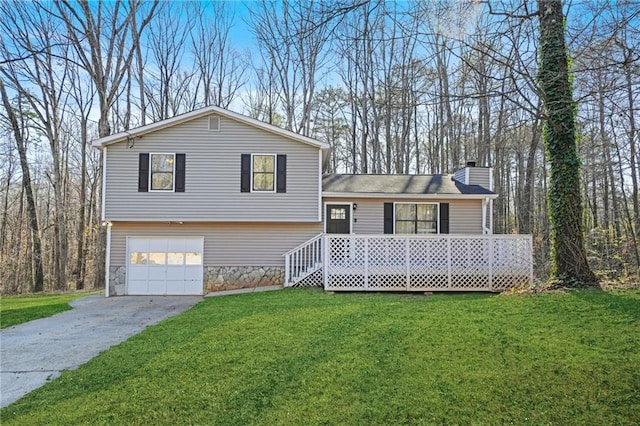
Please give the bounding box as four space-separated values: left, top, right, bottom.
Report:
538 0 597 286
0 81 44 292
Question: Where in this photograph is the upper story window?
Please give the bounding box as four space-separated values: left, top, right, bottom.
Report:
395 203 438 234
150 153 175 191
252 154 275 192
138 153 185 193
240 153 286 193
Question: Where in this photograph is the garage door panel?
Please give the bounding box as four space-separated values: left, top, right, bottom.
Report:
184 281 202 294
166 282 186 295
148 239 167 251
129 239 149 252
128 280 148 295
129 267 148 280
126 237 203 295
184 267 202 280
185 239 202 252
166 239 186 251
166 267 185 280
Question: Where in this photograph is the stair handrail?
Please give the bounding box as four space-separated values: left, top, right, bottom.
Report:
283 233 324 286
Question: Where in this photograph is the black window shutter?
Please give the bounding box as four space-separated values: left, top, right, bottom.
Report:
439 203 450 234
240 154 251 192
138 153 149 192
276 154 286 193
384 203 394 234
175 153 186 192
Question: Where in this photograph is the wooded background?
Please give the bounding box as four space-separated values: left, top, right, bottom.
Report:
1 0 638 294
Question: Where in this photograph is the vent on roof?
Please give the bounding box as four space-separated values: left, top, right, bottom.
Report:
208 116 220 131
466 161 476 167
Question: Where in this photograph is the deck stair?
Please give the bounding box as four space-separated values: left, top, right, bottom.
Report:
283 234 324 287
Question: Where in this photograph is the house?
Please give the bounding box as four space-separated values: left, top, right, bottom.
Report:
93 105 530 296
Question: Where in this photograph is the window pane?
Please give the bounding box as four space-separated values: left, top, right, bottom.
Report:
167 252 184 265
151 154 174 172
253 173 274 191
151 172 173 190
417 204 437 221
253 155 274 172
396 221 415 234
149 252 166 265
330 208 346 220
130 252 148 265
417 221 437 234
395 204 416 220
185 252 202 265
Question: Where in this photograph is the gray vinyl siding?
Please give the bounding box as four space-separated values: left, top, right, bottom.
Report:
105 114 320 222
324 198 483 234
453 169 466 184
110 222 323 267
467 168 491 190
453 167 491 190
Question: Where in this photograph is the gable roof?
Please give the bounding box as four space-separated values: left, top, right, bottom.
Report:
91 105 329 149
322 174 498 199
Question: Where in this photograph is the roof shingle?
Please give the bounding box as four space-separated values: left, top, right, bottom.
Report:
322 174 495 196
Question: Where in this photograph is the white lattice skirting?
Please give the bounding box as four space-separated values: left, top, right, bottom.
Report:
324 235 533 292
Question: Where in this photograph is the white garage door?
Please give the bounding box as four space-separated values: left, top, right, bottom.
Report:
127 237 204 295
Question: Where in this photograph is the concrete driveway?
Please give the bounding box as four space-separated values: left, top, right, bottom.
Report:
0 294 201 408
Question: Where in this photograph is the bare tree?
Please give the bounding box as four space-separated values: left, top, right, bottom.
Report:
0 80 44 292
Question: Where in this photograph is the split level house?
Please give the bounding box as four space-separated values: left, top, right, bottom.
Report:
93 105 531 296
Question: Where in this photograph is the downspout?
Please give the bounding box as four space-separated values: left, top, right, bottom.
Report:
482 198 491 235
489 197 494 234
104 222 112 297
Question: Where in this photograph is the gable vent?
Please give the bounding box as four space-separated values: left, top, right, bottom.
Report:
208 116 220 131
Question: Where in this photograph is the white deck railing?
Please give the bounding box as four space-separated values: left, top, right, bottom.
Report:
323 234 533 292
283 234 323 286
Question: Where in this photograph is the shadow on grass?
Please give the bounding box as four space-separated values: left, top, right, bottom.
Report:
571 288 640 321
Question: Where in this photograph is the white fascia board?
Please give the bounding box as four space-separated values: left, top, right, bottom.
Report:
91 105 329 150
322 192 499 200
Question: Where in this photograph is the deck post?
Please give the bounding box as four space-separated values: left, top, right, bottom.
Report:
285 254 290 287
529 235 534 285
405 238 410 290
364 236 369 290
446 236 452 289
488 237 493 291
323 235 329 289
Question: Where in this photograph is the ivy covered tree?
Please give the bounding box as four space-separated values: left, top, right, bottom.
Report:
538 0 598 286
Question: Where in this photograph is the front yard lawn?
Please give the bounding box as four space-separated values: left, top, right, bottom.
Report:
1 288 639 424
0 292 98 329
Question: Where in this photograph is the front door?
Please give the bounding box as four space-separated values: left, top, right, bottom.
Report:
326 204 351 234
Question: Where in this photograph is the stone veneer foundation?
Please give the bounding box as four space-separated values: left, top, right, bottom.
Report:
108 265 285 295
205 266 285 292
108 266 126 296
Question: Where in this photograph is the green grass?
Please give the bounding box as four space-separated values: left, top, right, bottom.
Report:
1 288 639 425
0 292 98 329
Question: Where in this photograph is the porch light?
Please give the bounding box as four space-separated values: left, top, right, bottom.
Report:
353 203 358 211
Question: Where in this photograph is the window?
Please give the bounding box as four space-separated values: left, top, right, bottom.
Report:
241 154 286 193
139 153 185 193
330 208 346 220
252 154 275 192
185 252 202 265
150 153 174 191
395 203 438 234
130 252 148 265
208 116 220 131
